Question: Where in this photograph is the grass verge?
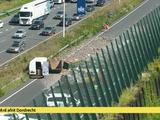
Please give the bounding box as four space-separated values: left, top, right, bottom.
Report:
0 0 144 96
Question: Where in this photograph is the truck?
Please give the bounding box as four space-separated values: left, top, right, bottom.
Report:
29 57 84 79
19 0 50 25
29 57 63 79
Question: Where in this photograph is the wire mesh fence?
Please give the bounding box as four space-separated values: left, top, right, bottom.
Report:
24 5 160 120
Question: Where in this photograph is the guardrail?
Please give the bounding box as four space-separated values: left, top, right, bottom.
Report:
0 6 21 17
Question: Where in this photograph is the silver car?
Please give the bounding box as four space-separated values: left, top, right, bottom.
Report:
13 29 26 38
86 0 95 2
70 0 77 2
41 25 56 36
72 13 82 21
54 10 67 19
7 39 26 53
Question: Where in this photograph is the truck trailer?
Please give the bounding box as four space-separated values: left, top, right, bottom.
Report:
19 0 50 25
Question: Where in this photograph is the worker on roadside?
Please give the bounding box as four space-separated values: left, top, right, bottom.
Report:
105 23 109 29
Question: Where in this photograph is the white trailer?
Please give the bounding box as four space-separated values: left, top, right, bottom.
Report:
54 0 64 4
19 0 50 25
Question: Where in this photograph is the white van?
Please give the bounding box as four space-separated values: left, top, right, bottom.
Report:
46 93 80 107
29 57 49 78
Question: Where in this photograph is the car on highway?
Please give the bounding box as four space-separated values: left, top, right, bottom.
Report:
7 39 26 53
0 20 3 28
9 13 19 24
59 17 72 26
13 29 27 38
54 10 67 19
86 0 95 3
40 25 56 36
72 13 82 21
70 0 77 2
96 0 105 6
86 5 95 12
0 113 25 120
45 93 80 107
49 0 55 8
30 20 44 30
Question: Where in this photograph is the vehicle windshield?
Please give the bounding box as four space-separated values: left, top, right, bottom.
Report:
14 14 19 18
57 11 63 14
33 21 40 24
11 43 19 47
19 12 30 17
73 13 78 16
87 5 93 7
44 27 52 30
16 30 23 33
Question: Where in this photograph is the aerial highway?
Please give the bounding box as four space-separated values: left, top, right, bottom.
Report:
0 0 158 112
0 1 105 65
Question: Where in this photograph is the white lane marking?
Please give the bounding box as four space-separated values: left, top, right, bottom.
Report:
96 0 149 38
5 29 8 31
0 79 37 104
0 39 5 43
156 4 158 6
143 15 145 17
0 50 5 54
150 9 152 11
0 32 2 34
11 26 14 28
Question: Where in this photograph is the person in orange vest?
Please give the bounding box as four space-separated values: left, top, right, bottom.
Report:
105 23 109 29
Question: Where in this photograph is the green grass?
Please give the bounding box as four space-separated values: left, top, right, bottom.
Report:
0 0 144 97
0 0 34 13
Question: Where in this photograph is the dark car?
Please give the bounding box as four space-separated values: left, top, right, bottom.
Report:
7 39 26 53
86 5 95 12
59 17 72 27
41 25 56 36
96 0 105 6
30 20 44 30
9 13 19 24
72 13 82 21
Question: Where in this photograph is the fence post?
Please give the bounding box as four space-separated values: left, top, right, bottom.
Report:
134 23 146 70
139 19 152 62
110 41 126 88
123 32 137 84
33 99 41 120
143 17 154 61
72 70 90 120
101 49 119 103
85 61 101 107
58 81 72 120
127 29 140 78
96 53 112 106
130 27 142 74
115 39 130 88
25 113 29 120
50 86 63 120
119 35 133 84
65 75 81 120
106 45 122 96
79 66 98 119
147 14 158 57
152 10 160 42
137 21 148 67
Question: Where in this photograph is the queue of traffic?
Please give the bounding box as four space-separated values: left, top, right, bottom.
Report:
0 0 106 54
